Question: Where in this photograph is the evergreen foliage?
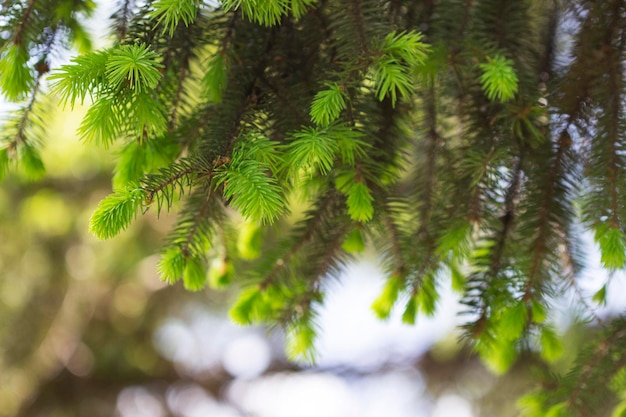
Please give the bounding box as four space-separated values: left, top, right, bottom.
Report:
2 0 626 414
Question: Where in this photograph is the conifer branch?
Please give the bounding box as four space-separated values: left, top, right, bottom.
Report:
7 78 40 157
604 31 623 228
538 0 558 79
13 0 37 45
464 156 524 339
259 75 309 125
567 323 626 415
143 161 197 208
416 85 439 240
380 206 406 276
348 0 369 55
524 131 570 298
458 0 474 40
260 191 343 289
179 184 216 258
166 47 191 130
309 223 351 288
4 22 55 156
492 156 523 273
112 0 135 41
222 8 239 49
5 0 626 406
564 270 606 327
278 215 351 331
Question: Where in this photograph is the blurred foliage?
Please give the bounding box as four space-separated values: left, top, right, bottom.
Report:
0 108 179 416
0 107 579 417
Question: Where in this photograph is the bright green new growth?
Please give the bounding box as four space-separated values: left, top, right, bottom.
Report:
415 275 438 316
285 127 339 175
217 159 285 223
202 54 227 103
285 321 317 362
50 51 110 108
594 223 626 270
593 284 608 306
18 144 46 180
539 325 563 363
371 273 403 319
158 247 186 284
0 150 9 180
105 44 163 91
530 300 547 324
372 31 430 106
208 258 235 289
77 96 122 145
401 296 418 325
222 0 317 26
0 97 49 181
310 83 346 127
151 0 198 36
497 302 528 341
52 45 166 147
0 45 34 100
215 134 285 224
89 188 147 239
345 180 374 222
229 286 265 325
341 227 365 253
479 55 519 102
183 255 207 291
237 221 263 260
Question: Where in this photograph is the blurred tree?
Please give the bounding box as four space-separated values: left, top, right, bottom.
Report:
1 0 626 415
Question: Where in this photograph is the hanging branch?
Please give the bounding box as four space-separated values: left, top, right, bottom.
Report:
13 0 37 46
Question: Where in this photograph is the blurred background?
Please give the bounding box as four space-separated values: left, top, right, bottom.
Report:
0 87 616 417
1 6 625 417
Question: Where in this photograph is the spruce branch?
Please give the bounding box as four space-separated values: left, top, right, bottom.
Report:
178 185 217 257
142 158 199 212
89 187 147 239
523 130 572 299
347 0 369 55
150 0 198 36
415 85 439 239
222 0 292 26
259 190 344 289
4 0 626 409
479 54 519 102
0 44 34 100
0 39 52 179
12 0 37 46
111 0 135 40
105 44 163 91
